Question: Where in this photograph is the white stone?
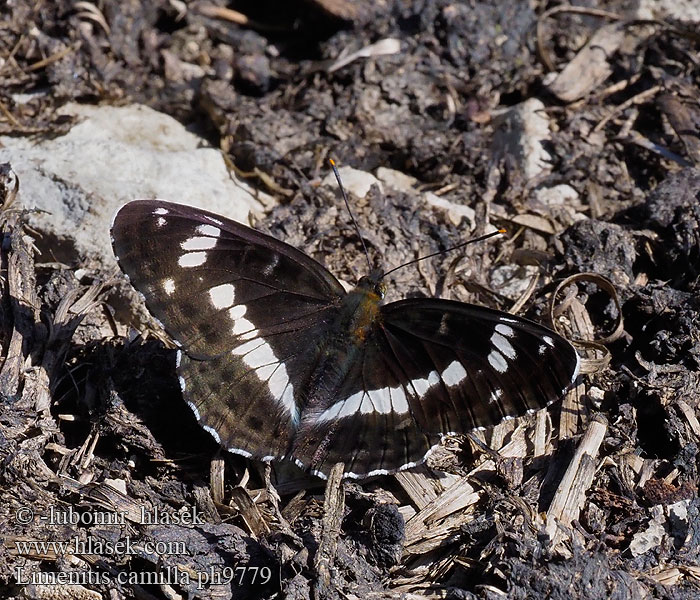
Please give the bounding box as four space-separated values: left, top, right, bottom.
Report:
322 165 382 198
0 102 271 267
533 184 579 207
490 264 541 301
491 98 551 181
376 166 476 228
634 0 700 21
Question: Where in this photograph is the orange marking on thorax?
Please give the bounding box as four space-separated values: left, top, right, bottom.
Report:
350 291 382 342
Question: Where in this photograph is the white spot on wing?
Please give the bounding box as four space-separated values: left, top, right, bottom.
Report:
389 385 409 414
154 207 169 215
488 350 508 373
244 340 277 369
281 385 299 424
232 315 257 339
267 366 288 396
204 215 223 226
187 401 200 420
163 278 175 296
209 283 235 309
442 361 467 387
571 349 581 383
543 335 554 347
368 387 392 414
256 363 277 380
315 391 364 422
203 425 221 443
232 336 298 424
156 217 166 227
495 323 515 337
491 331 516 359
196 224 221 237
229 447 253 459
489 388 503 404
263 254 280 276
229 305 247 320
317 384 412 422
181 236 216 251
411 371 440 395
178 252 207 267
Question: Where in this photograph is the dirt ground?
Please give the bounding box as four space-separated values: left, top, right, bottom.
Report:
1 1 699 599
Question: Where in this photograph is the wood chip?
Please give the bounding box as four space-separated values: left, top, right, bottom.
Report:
404 477 480 551
313 462 345 599
229 487 270 538
393 466 446 510
547 23 626 102
545 414 608 541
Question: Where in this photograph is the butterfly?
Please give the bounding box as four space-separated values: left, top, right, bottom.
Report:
111 199 580 479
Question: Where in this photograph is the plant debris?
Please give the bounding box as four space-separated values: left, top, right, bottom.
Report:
1 1 699 599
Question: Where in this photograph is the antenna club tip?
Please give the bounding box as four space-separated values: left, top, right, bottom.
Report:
329 158 336 166
497 228 507 234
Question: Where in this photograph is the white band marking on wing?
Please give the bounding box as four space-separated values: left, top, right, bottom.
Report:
442 360 468 386
491 331 516 359
488 350 508 373
209 283 235 309
178 252 207 267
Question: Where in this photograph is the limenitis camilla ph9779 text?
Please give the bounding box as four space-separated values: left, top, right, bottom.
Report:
111 178 580 479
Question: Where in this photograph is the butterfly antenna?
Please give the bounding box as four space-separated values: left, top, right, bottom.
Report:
330 159 373 272
380 228 506 280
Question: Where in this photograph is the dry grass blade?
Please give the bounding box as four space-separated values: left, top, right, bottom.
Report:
81 481 145 523
547 22 627 102
193 2 289 32
536 5 622 72
545 414 608 543
593 85 662 133
325 38 401 74
0 166 41 400
403 476 480 556
393 467 444 510
229 487 270 537
313 462 345 599
25 42 81 72
73 2 111 36
209 456 226 504
550 272 623 375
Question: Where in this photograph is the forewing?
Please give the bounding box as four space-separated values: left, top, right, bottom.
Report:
111 200 345 460
380 299 580 435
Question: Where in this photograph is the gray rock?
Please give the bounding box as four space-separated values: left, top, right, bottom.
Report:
0 102 269 266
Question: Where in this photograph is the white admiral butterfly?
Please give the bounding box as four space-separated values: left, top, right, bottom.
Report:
111 194 580 479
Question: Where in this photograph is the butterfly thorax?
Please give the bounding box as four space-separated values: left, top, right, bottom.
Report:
346 272 386 342
297 273 386 416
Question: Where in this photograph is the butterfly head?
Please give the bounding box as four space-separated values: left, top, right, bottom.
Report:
356 271 386 300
